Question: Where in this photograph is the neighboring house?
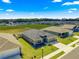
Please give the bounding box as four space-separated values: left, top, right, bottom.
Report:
0 33 22 59
21 29 56 47
62 24 79 32
61 24 76 30
42 26 73 38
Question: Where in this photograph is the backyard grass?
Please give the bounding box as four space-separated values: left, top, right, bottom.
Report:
0 28 30 34
0 24 52 30
73 32 79 36
71 44 76 47
19 38 58 59
0 24 51 33
50 51 65 59
56 36 77 45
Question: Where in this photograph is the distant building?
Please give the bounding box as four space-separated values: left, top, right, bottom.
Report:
21 29 56 47
0 33 22 59
42 25 75 38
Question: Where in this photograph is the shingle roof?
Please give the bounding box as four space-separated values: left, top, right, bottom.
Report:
0 37 19 52
42 24 75 33
42 26 71 33
0 33 20 52
61 24 76 29
0 33 21 46
22 29 55 42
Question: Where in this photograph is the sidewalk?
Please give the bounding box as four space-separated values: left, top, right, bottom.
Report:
40 49 62 59
40 35 79 59
58 45 79 59
54 43 73 53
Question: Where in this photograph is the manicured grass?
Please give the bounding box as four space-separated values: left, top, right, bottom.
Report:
73 32 79 36
50 51 65 59
0 24 51 33
0 28 30 34
0 24 51 30
19 38 58 59
71 44 76 47
56 36 77 45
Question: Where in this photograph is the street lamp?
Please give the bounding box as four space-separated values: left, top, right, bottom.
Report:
41 47 44 59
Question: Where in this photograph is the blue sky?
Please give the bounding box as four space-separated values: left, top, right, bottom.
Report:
0 0 79 19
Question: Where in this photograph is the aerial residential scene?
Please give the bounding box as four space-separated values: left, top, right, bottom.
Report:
0 0 79 59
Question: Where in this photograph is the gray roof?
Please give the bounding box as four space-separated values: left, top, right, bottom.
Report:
61 24 76 29
42 26 71 33
42 24 75 33
61 47 79 59
22 29 55 42
0 37 19 52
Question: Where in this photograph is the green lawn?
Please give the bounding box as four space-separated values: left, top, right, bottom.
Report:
71 44 76 47
19 38 58 59
0 24 51 33
56 36 77 45
73 32 79 36
0 24 52 30
50 51 65 59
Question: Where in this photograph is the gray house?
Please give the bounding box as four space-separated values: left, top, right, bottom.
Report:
42 26 73 38
21 29 56 47
0 37 21 59
61 24 79 32
61 24 76 30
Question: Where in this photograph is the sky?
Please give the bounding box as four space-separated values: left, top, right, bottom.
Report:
0 0 79 19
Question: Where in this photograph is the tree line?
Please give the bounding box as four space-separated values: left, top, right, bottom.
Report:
0 18 79 23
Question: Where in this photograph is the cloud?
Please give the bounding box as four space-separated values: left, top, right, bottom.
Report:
52 0 62 2
68 10 73 13
69 8 77 11
44 7 48 10
2 0 11 3
68 8 77 13
63 1 79 6
6 9 14 12
0 9 3 11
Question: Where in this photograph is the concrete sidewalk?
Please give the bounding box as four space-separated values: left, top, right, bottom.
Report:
40 35 79 59
40 49 62 59
54 43 73 53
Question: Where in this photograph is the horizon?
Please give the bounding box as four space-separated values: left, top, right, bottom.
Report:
0 0 79 19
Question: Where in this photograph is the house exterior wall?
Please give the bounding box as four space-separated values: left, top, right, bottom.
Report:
44 30 59 36
68 31 73 36
60 31 73 38
0 47 21 59
21 34 33 44
60 32 69 38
